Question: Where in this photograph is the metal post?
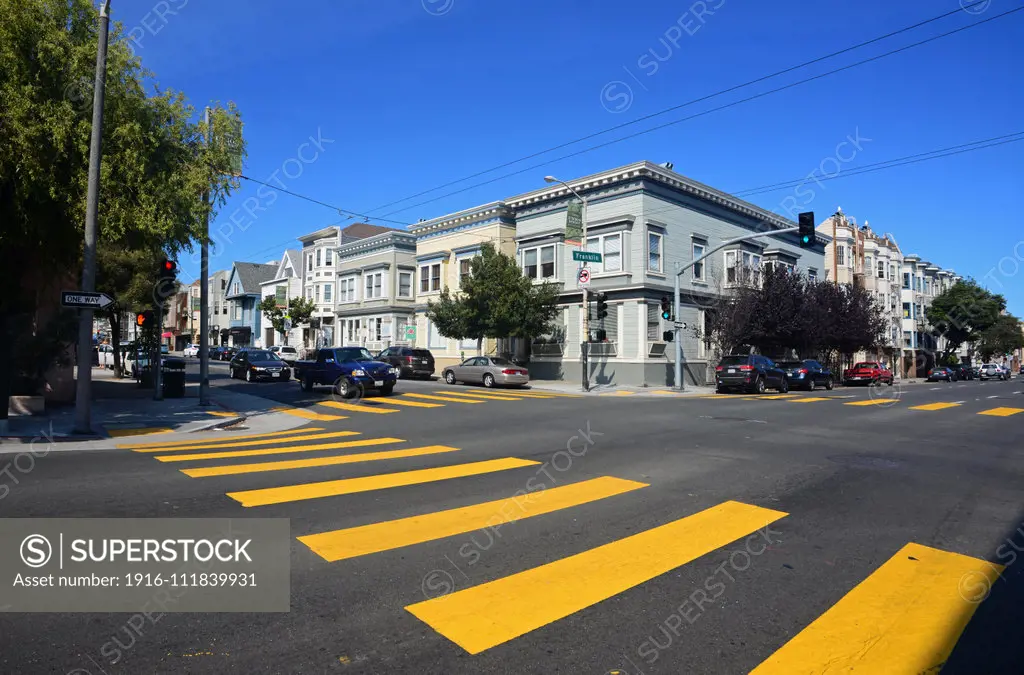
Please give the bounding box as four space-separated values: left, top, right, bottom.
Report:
580 196 589 392
72 0 111 434
673 262 683 391
199 107 212 405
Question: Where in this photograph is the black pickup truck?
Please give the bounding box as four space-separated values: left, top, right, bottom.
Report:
292 347 399 398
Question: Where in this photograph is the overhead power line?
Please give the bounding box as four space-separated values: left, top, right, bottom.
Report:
358 0 1008 217
237 174 413 227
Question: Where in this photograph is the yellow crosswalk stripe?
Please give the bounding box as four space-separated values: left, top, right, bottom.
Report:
205 410 238 417
844 399 897 406
106 427 171 438
978 407 1023 417
490 389 576 398
227 457 540 508
789 397 834 403
750 542 1002 674
120 427 327 449
318 400 400 414
362 397 443 408
756 394 801 400
910 402 962 411
599 390 636 396
401 393 485 404
299 476 648 562
437 390 523 401
154 437 402 463
405 500 787 655
274 407 347 421
132 431 359 454
180 445 459 478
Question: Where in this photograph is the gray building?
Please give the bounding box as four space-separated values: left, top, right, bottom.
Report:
506 160 828 387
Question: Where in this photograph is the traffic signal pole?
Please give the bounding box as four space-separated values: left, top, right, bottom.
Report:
72 0 111 434
672 226 800 391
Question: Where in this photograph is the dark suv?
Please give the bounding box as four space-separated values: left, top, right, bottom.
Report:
376 346 435 379
715 355 788 394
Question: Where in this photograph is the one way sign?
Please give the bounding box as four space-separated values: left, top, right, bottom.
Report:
61 290 115 310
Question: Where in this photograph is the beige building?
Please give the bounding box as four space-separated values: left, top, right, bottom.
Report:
409 201 518 370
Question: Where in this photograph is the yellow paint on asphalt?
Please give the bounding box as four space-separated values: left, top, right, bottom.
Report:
299 476 649 562
154 437 402 463
757 394 801 400
649 390 680 396
181 445 459 477
274 407 347 421
120 427 326 449
598 390 637 396
910 402 962 411
107 427 172 438
405 500 787 655
438 390 523 401
205 410 238 418
132 431 359 453
473 389 558 399
227 457 540 508
750 542 1002 674
844 399 898 406
789 397 834 403
978 407 1023 417
318 400 399 414
362 397 443 408
400 392 485 404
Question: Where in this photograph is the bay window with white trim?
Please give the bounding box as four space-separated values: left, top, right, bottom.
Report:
585 233 622 274
364 271 385 299
647 232 663 273
521 244 556 280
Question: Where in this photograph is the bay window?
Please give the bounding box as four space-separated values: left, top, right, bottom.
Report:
521 245 556 280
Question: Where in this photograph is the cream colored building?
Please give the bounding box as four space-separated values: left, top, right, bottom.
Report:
409 201 517 370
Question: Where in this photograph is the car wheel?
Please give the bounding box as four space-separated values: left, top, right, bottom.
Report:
335 378 355 399
804 379 814 391
300 375 312 392
483 373 495 388
444 370 456 385
886 378 893 386
715 385 725 394
753 376 766 395
246 369 254 383
825 377 833 390
381 383 395 395
778 378 789 393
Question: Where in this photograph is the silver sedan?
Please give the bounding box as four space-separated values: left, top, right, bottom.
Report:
443 356 529 388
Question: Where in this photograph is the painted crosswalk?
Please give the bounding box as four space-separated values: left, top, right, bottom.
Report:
700 393 1022 417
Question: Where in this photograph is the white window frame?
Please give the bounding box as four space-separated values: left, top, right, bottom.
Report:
836 245 846 267
365 271 384 300
323 283 332 303
877 260 885 278
648 232 663 274
315 249 322 267
339 277 357 303
585 233 623 274
521 244 556 280
420 263 441 293
427 320 446 349
692 242 706 282
398 271 413 298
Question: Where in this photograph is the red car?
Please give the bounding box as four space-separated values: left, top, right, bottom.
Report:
843 361 894 386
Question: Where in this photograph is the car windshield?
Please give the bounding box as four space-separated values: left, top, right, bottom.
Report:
281 347 296 353
412 349 431 357
337 348 374 362
853 363 878 369
491 357 513 366
247 352 280 363
719 356 749 366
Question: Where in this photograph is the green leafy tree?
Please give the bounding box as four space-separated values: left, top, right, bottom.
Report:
976 314 1024 363
258 296 314 346
925 280 1005 359
0 0 244 407
426 243 560 353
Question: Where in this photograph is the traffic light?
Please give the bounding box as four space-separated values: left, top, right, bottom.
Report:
798 211 815 248
594 292 608 320
136 310 155 330
662 330 674 342
155 258 178 304
660 295 672 320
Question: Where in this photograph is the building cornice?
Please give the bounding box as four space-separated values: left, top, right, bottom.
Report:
297 225 340 244
335 231 416 259
407 201 514 237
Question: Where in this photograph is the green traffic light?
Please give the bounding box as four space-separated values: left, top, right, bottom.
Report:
661 311 671 320
802 235 810 244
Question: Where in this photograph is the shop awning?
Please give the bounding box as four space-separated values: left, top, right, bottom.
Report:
161 331 173 338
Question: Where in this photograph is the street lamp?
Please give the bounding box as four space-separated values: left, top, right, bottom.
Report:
544 175 589 392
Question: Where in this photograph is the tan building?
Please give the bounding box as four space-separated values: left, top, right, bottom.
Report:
409 201 518 370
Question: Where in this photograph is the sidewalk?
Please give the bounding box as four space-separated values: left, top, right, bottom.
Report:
1 367 308 448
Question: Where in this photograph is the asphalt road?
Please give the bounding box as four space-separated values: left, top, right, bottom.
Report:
1 375 1022 674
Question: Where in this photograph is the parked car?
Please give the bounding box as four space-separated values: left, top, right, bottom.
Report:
183 343 200 357
293 347 398 398
229 349 291 382
268 345 299 364
714 355 788 394
377 346 435 379
124 350 150 378
843 362 894 386
952 364 973 380
442 356 529 388
219 346 238 362
970 365 981 379
979 363 1008 381
998 364 1013 379
926 366 958 382
776 359 833 391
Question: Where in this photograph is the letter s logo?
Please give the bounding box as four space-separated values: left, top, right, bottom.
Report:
20 534 52 568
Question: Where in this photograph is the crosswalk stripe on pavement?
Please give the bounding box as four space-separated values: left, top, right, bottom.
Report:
750 542 1002 674
978 407 1023 417
910 402 962 411
132 431 359 453
154 437 402 463
362 397 444 408
400 392 486 404
404 500 787 655
226 457 541 508
437 390 524 401
274 407 347 421
180 445 460 478
319 400 400 414
119 427 327 449
757 394 801 400
298 476 649 563
844 399 897 407
789 397 834 403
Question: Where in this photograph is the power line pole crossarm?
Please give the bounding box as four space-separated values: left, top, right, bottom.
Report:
672 226 800 391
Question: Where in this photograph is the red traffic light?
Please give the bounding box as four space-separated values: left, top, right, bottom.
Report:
136 313 146 327
163 261 173 270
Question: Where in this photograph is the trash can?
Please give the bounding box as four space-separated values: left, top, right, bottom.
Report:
162 357 186 398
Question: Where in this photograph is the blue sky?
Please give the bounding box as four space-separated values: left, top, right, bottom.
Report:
120 0 1023 313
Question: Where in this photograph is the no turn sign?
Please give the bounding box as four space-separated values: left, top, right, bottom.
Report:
577 267 591 287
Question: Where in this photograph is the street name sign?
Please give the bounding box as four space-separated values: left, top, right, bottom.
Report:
572 250 602 263
61 291 114 310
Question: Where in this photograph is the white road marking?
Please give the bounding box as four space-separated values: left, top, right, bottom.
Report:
987 395 999 399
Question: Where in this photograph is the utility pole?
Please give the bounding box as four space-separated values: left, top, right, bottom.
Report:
72 0 112 434
673 226 801 391
545 176 589 391
199 107 212 405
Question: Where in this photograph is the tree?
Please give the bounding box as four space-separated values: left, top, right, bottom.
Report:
0 0 244 411
426 244 560 352
258 296 314 346
976 314 1024 363
925 280 1005 359
95 243 167 376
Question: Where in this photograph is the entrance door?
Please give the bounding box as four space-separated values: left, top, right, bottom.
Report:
265 328 275 347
